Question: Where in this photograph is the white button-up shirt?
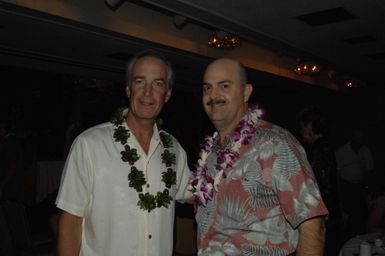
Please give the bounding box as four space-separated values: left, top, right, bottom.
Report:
56 121 192 255
336 143 373 184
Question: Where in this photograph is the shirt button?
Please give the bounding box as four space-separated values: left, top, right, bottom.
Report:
148 235 152 239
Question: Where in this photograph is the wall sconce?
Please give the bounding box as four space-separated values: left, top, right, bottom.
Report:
208 31 241 49
294 61 320 76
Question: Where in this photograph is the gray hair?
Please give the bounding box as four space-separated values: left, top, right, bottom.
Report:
125 49 175 89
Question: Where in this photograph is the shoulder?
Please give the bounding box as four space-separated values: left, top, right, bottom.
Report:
75 122 114 143
252 120 308 162
159 130 185 151
255 120 298 144
159 130 189 168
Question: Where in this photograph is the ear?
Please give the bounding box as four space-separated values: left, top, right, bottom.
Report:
243 83 253 102
125 85 130 98
164 89 172 103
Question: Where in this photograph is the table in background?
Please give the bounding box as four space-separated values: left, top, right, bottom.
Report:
339 233 385 256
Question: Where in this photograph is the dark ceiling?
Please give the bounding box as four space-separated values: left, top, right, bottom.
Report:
1 0 385 90
140 0 385 88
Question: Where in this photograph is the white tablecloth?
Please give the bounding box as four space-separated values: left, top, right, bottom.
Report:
339 233 385 256
36 161 64 203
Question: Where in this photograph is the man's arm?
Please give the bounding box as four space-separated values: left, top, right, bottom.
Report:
57 211 83 256
296 217 326 256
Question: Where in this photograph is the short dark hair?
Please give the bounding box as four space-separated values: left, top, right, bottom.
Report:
298 106 328 136
125 49 175 89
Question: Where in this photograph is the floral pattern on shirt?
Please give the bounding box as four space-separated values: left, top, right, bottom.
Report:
196 120 328 255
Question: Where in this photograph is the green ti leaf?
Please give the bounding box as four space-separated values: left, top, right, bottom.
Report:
156 118 164 129
114 126 130 143
111 107 126 126
160 132 173 148
161 150 176 166
128 169 146 189
162 171 176 188
155 191 172 208
121 146 140 163
138 193 156 212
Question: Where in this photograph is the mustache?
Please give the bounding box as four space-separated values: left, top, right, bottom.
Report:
206 99 226 106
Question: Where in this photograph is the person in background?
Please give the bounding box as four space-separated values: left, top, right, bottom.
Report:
298 107 342 255
56 50 192 256
190 58 328 256
335 128 373 238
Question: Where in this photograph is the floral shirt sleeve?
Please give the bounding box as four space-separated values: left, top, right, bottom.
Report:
269 130 327 228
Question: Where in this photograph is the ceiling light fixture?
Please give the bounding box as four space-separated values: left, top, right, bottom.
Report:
344 78 363 89
208 31 241 49
104 0 125 10
294 60 320 76
327 71 364 89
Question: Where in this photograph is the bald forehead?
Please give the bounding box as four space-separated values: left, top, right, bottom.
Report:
204 58 246 84
205 58 240 72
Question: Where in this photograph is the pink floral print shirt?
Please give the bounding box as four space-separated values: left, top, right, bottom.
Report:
196 120 328 256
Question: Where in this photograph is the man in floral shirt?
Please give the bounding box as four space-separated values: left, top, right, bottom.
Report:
191 58 328 255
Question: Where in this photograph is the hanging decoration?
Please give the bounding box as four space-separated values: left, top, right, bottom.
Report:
208 31 241 49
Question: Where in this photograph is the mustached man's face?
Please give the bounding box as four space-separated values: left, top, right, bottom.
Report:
202 59 252 132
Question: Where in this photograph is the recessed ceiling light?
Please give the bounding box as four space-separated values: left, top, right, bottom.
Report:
345 35 377 45
296 7 355 26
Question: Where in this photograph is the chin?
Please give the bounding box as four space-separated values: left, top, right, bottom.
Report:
208 114 226 124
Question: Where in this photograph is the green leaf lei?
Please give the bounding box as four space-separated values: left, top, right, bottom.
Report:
111 108 177 212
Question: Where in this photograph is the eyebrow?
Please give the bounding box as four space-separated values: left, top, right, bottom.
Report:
217 80 232 85
203 79 232 85
132 76 166 82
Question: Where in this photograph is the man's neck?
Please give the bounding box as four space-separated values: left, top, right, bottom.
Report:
216 107 249 148
217 128 234 148
125 111 155 154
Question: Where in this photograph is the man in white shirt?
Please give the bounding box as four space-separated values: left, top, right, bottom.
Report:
56 50 192 256
336 128 373 238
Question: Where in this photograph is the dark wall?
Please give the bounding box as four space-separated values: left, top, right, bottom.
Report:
2 64 384 174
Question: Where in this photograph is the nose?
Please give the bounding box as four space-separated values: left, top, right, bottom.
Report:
206 84 219 99
144 81 153 96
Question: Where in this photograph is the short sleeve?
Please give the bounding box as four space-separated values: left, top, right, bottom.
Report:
55 135 93 217
273 135 328 228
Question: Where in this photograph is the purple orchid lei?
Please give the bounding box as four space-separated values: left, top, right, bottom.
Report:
189 105 263 206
